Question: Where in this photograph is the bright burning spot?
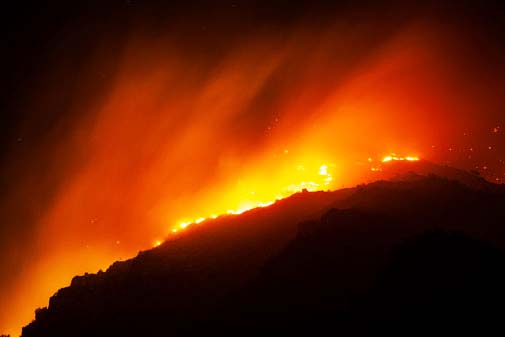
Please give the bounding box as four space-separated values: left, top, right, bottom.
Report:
179 221 191 229
319 164 328 175
369 154 420 172
382 154 420 162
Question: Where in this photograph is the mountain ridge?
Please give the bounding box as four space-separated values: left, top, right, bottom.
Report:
21 161 505 336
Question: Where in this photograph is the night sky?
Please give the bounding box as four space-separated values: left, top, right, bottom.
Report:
1 1 505 335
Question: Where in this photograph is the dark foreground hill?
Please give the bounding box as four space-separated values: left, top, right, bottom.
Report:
22 163 505 337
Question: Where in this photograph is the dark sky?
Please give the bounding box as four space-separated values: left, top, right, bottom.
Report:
1 1 505 335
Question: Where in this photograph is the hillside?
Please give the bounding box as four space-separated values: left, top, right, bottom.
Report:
22 162 505 336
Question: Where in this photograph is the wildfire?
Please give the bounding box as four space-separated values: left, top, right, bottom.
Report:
382 154 420 162
153 163 335 245
368 153 420 172
3 3 502 335
149 154 424 246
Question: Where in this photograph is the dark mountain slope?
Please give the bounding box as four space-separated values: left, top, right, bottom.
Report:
367 230 505 335
232 227 505 336
22 163 505 337
22 188 354 337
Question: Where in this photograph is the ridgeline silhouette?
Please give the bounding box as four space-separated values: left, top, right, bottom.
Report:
22 162 505 336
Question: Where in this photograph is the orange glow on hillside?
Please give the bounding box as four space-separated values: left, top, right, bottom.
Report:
382 154 420 163
367 153 420 172
160 162 335 238
153 154 422 242
3 16 503 337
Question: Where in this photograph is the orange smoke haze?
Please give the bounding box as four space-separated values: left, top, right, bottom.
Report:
1 15 504 336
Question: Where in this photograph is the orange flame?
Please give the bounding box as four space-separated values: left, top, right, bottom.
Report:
382 154 420 163
158 163 335 239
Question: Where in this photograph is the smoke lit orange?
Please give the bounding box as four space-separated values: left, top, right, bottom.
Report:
2 9 505 336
